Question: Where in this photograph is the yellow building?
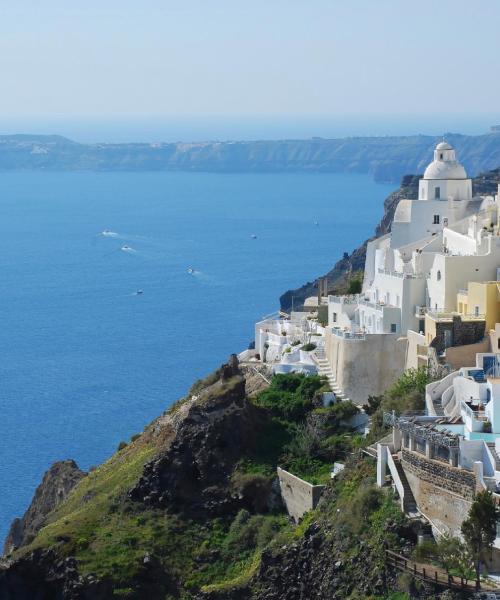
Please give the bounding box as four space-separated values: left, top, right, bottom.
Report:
457 281 500 333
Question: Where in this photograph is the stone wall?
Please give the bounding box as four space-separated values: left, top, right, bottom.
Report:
402 449 475 500
445 337 491 370
401 449 474 537
431 316 485 355
325 331 406 404
277 467 325 523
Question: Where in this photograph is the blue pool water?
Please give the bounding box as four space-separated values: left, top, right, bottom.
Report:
0 171 393 541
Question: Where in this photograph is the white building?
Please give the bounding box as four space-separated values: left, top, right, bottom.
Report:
254 311 325 376
326 142 500 402
377 352 500 557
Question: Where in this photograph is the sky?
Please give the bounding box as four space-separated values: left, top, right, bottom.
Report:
0 1 499 139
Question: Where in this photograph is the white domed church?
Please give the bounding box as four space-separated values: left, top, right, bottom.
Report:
391 141 473 248
325 141 500 402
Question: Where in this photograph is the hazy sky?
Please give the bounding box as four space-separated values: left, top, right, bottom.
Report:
0 0 499 119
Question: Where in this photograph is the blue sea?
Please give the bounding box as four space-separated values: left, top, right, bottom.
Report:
0 171 393 541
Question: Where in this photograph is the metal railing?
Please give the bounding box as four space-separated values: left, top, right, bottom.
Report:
460 401 487 422
358 298 384 311
331 328 366 340
328 294 359 304
377 268 423 279
416 307 485 321
427 310 485 321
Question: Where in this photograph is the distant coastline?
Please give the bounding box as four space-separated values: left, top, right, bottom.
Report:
2 131 500 182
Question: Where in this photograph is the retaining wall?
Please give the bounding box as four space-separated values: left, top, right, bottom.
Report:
401 449 474 537
277 467 325 522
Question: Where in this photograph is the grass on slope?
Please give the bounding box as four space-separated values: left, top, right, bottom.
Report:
26 438 158 581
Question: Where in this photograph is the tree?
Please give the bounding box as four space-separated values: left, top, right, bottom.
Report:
347 276 362 294
461 490 499 589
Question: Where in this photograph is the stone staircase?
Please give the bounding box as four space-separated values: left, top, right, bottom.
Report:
312 347 349 401
487 443 500 471
432 396 445 416
393 456 417 513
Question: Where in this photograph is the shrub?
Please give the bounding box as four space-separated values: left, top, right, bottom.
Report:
130 433 141 442
117 441 128 451
254 373 324 421
339 483 383 534
365 395 382 415
387 367 432 399
282 424 321 462
231 472 272 513
329 400 359 422
347 277 362 295
221 510 282 560
413 535 471 577
301 342 317 352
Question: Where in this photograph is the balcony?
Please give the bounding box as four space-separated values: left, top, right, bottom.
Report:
358 298 385 311
415 307 485 322
427 310 485 322
328 294 359 305
377 268 423 280
331 327 366 340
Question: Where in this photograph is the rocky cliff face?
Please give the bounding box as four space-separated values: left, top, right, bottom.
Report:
3 132 500 182
0 358 276 599
129 357 263 516
0 358 465 599
3 460 86 555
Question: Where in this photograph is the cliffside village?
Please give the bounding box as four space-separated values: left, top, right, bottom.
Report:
243 142 500 566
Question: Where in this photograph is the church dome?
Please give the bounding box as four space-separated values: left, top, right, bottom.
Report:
423 141 467 180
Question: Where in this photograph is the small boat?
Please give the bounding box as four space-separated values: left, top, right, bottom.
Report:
251 234 257 239
101 229 117 237
187 267 195 275
121 245 132 251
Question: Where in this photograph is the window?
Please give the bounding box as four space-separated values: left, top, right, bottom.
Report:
437 270 441 281
433 214 440 224
474 306 480 317
390 323 397 333
333 312 337 323
497 338 500 350
439 153 444 160
435 186 441 199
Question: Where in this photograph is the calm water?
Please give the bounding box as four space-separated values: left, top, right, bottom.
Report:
0 171 393 540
